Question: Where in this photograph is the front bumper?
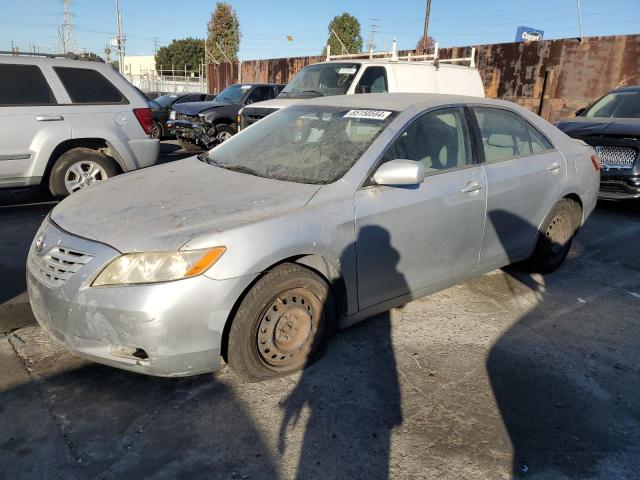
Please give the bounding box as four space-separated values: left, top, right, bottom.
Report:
26 219 256 377
599 173 640 200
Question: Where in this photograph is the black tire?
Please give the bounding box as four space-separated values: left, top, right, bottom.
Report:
213 124 237 143
227 263 336 382
151 120 164 139
48 147 118 198
179 139 203 152
526 198 581 274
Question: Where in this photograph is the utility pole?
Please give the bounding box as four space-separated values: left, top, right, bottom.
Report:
153 36 159 56
576 0 584 41
422 0 432 53
58 0 76 54
368 18 378 52
115 0 126 73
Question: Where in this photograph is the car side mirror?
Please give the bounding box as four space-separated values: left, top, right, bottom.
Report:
575 107 585 116
373 159 425 186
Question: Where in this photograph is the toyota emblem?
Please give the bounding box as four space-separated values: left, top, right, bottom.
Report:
35 233 46 253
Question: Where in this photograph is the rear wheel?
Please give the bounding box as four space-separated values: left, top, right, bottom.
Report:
48 148 118 197
227 263 336 382
526 198 581 273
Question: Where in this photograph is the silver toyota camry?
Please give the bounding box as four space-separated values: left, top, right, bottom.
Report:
27 93 600 381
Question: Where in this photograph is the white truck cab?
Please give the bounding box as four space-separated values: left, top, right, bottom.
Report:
239 42 484 129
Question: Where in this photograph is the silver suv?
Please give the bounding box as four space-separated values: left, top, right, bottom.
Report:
0 53 159 197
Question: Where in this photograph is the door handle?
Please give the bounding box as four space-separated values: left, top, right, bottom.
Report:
461 181 485 193
35 115 64 122
547 162 562 172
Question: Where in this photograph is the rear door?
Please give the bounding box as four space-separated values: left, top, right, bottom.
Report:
471 106 566 268
0 63 70 187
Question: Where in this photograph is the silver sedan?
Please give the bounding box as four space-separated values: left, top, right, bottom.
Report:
27 93 600 381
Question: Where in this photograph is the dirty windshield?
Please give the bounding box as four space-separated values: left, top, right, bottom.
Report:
278 63 361 98
205 105 395 184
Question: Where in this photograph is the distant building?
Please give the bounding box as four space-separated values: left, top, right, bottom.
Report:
122 55 156 76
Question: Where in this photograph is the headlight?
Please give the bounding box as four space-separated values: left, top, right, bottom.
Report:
92 247 226 286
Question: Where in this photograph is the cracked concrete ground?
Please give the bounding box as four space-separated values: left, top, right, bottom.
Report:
1 186 639 479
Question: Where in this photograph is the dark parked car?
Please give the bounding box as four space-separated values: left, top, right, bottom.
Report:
168 83 284 151
149 92 214 139
557 85 640 200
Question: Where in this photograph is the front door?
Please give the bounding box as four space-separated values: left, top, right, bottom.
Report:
471 107 567 268
354 107 487 310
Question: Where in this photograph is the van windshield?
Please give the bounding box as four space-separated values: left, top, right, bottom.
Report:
278 63 361 99
205 105 396 184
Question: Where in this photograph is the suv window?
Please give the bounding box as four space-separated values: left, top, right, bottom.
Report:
54 67 126 104
356 67 388 94
0 64 56 106
473 108 534 163
381 107 471 174
246 86 272 104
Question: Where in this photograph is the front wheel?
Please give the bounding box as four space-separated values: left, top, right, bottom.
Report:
150 120 164 139
213 124 237 143
526 198 581 273
227 263 336 382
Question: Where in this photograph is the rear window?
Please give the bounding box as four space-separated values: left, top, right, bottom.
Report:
0 64 56 106
54 67 126 104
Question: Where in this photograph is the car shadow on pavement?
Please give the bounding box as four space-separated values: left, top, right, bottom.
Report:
278 226 404 480
0 361 280 479
486 208 640 478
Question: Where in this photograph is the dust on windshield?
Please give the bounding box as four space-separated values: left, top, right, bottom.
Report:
216 84 252 103
205 105 396 184
278 63 361 99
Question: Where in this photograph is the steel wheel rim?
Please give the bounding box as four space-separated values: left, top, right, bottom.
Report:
216 130 233 142
256 288 321 371
64 160 108 194
545 212 571 254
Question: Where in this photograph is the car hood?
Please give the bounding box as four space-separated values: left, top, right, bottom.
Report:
51 157 321 253
556 117 640 137
173 100 231 115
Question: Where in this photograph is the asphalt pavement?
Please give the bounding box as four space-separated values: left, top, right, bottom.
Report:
1 155 639 479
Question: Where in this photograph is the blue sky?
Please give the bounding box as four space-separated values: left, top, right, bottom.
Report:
1 0 638 60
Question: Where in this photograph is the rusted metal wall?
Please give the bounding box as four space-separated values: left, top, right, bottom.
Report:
207 34 640 122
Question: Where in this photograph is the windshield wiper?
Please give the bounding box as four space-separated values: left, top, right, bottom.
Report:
219 164 265 178
197 152 209 162
277 91 292 98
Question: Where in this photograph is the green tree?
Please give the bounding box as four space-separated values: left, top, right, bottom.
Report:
155 38 205 73
206 2 241 64
324 13 363 55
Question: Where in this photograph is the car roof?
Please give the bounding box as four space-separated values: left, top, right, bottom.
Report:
294 92 514 112
613 85 640 93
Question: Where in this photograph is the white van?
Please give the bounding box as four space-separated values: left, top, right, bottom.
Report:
239 42 484 129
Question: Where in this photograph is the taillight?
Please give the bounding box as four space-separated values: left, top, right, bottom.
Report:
591 153 601 171
133 107 153 135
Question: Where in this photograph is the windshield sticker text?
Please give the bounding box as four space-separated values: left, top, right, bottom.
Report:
343 109 392 120
338 68 357 75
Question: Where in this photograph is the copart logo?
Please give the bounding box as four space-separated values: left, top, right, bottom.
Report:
35 233 46 253
521 31 542 42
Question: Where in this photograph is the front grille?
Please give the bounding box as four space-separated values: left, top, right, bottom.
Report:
30 246 94 288
176 113 199 123
594 145 637 169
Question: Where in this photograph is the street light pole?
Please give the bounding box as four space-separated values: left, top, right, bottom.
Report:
576 0 584 40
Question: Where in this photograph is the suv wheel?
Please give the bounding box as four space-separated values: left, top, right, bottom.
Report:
49 148 117 197
214 124 236 143
151 121 164 139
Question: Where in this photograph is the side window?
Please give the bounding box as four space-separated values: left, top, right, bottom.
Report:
528 124 554 152
381 107 471 174
356 67 388 94
473 107 533 163
0 64 56 106
54 67 126 104
246 86 271 104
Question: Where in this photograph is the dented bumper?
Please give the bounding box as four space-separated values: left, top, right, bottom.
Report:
26 219 256 377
